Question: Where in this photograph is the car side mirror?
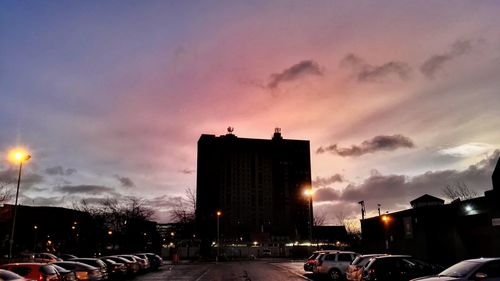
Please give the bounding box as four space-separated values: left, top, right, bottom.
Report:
474 272 487 280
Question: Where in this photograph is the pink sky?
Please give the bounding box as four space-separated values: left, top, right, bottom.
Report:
1 1 500 223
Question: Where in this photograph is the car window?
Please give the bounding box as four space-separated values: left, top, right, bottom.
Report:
325 254 336 261
308 253 319 260
338 254 353 262
41 265 58 275
477 260 500 278
9 266 32 277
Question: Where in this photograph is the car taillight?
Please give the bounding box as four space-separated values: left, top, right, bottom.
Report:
38 274 44 281
75 271 89 280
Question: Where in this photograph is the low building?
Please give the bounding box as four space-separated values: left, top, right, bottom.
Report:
361 157 500 266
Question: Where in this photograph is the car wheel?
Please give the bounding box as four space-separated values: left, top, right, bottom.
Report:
329 269 342 280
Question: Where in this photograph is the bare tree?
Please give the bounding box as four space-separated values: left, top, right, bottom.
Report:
169 188 196 224
0 180 13 204
335 211 361 235
313 210 326 226
442 181 478 201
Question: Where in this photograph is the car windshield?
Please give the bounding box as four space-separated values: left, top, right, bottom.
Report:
439 261 478 277
353 256 375 267
308 253 320 260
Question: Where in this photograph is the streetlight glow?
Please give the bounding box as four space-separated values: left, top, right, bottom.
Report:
7 147 31 262
8 148 31 163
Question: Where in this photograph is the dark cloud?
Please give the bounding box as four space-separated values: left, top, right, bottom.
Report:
420 39 473 79
45 166 77 176
0 168 44 191
313 174 344 187
267 60 323 89
56 185 118 196
340 53 411 82
179 169 195 175
336 150 499 213
317 134 415 157
358 62 411 81
115 175 135 187
314 187 341 202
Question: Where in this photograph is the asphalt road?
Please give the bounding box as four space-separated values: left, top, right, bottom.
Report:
133 260 318 281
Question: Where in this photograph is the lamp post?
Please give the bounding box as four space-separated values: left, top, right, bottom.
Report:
304 188 314 242
216 210 221 261
8 148 31 262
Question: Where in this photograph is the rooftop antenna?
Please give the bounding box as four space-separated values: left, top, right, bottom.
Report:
358 200 366 220
377 204 381 216
227 126 234 134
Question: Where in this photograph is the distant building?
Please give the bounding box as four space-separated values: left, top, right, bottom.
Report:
196 128 312 254
361 156 500 266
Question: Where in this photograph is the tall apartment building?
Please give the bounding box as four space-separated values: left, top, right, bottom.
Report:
196 128 312 252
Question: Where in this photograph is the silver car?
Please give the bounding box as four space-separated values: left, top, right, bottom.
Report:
411 257 500 281
313 251 359 280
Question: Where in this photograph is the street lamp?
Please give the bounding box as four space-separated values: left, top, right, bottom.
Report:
7 148 31 262
216 210 222 261
304 187 314 242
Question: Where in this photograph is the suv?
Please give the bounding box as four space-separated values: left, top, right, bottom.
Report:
0 263 60 281
313 251 359 280
304 251 330 272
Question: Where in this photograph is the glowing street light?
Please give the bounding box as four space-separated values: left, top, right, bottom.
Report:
8 147 31 262
216 210 222 262
304 187 314 242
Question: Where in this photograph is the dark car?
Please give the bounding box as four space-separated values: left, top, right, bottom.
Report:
59 254 78 261
100 256 139 275
1 263 59 281
410 257 500 281
0 269 27 281
70 258 109 280
99 258 127 280
53 261 103 281
362 255 441 281
134 253 163 270
304 251 328 272
346 254 387 281
52 264 77 281
117 255 149 272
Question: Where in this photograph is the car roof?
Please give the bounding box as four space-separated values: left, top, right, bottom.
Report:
4 263 48 267
464 257 500 263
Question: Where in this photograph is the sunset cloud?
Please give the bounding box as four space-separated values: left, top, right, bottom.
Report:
267 60 323 89
340 54 411 82
420 39 473 79
317 135 415 157
45 166 77 176
115 175 135 187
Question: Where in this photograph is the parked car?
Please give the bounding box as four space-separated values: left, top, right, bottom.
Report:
99 258 127 279
346 254 387 281
0 269 27 281
410 257 500 281
304 251 329 272
52 261 103 281
117 255 149 271
70 258 109 280
52 264 77 281
59 254 78 261
99 256 139 275
0 263 59 281
134 253 163 270
362 255 441 281
33 253 62 263
313 251 359 280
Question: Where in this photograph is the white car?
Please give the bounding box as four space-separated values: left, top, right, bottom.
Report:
313 251 359 280
411 257 500 281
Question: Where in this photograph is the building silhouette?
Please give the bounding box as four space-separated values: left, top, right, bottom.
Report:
196 128 312 254
361 155 500 266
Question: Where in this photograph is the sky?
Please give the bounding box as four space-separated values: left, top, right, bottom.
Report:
1 1 500 224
